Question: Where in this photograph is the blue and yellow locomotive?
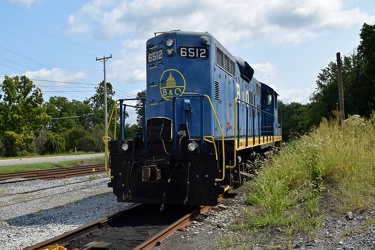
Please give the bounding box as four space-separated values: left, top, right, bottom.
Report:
108 31 282 206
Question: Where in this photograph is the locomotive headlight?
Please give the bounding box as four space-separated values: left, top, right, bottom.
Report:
165 38 174 46
187 141 198 152
200 36 210 45
166 47 174 55
121 142 129 152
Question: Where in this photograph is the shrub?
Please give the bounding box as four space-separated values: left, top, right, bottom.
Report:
41 132 66 154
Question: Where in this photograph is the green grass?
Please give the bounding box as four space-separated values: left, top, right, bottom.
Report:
0 157 104 174
217 112 375 248
0 151 99 160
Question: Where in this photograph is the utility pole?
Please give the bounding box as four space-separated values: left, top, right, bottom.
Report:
336 52 345 121
96 54 112 134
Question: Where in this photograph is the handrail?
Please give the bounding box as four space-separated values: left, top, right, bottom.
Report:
227 98 277 169
226 98 239 169
202 94 226 182
105 94 278 183
102 100 119 177
203 136 218 160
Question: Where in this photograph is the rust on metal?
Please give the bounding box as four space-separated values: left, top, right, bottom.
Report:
134 206 211 250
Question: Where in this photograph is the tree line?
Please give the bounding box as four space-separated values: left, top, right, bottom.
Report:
279 23 375 140
1 23 374 157
0 77 129 157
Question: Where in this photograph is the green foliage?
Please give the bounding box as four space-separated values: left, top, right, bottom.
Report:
0 76 50 156
86 80 115 110
45 97 95 133
41 132 66 154
1 131 35 157
358 23 375 84
309 61 342 126
42 81 117 154
86 81 117 128
278 101 310 140
64 125 89 152
125 124 141 139
90 124 105 152
242 114 375 239
309 23 375 124
63 125 102 152
45 96 77 133
2 131 23 156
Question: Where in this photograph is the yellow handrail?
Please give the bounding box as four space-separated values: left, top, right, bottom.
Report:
203 136 218 160
202 95 226 182
102 100 119 176
226 98 239 169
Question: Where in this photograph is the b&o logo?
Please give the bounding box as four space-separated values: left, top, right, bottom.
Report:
159 69 186 100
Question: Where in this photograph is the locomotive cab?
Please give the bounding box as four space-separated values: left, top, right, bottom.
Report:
261 83 281 138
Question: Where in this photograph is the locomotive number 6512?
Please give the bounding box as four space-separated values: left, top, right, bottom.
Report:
178 46 208 59
147 49 163 63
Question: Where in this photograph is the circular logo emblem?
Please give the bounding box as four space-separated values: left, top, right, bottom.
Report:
160 69 186 100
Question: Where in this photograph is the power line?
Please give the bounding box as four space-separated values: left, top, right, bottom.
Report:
0 18 111 55
50 113 94 120
0 18 143 102
0 27 97 58
31 79 97 85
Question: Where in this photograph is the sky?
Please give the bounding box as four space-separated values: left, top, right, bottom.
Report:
1 0 375 124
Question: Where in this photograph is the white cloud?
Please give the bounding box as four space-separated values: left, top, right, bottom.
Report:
23 68 87 100
278 88 313 104
65 0 375 46
61 0 375 105
25 68 86 83
252 63 277 83
108 39 146 84
66 0 115 37
263 0 375 44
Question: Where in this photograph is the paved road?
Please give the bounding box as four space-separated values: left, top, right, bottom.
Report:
0 153 104 167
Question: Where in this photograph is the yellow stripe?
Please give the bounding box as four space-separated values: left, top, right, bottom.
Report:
237 136 282 150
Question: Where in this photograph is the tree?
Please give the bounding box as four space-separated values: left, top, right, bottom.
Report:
308 61 341 126
0 76 50 156
45 97 95 133
346 52 375 117
308 53 365 124
87 81 115 109
358 23 375 85
41 131 66 154
63 125 102 152
278 101 310 140
72 100 94 130
45 96 77 133
85 81 116 130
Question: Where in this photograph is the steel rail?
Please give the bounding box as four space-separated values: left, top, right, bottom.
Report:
0 164 104 177
24 205 141 250
24 204 211 250
0 164 105 182
134 206 211 250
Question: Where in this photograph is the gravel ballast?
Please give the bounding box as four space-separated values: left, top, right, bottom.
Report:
0 173 131 249
1 174 374 250
152 186 375 250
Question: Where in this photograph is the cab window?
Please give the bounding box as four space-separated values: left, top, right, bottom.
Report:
263 91 272 106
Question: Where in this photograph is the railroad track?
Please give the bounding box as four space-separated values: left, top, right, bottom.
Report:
0 164 106 184
25 204 211 250
0 177 109 208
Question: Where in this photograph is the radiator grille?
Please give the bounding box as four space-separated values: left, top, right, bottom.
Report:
214 81 220 100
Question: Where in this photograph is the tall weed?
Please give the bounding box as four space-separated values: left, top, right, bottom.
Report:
243 113 375 236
